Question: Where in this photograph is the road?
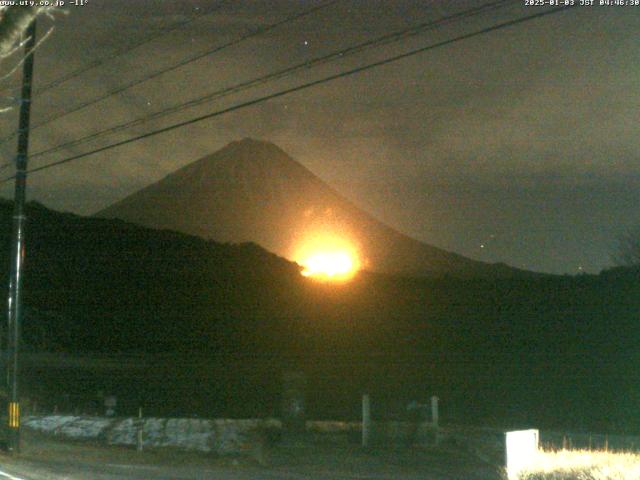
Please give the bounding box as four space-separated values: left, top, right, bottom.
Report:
0 462 450 480
0 431 502 479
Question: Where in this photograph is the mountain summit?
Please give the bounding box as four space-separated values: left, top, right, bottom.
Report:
98 138 526 277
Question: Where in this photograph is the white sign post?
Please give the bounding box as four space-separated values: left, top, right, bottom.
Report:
505 429 539 480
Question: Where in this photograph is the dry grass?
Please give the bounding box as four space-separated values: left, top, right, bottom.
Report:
517 448 640 480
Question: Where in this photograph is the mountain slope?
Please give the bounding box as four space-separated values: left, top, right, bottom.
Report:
98 138 530 278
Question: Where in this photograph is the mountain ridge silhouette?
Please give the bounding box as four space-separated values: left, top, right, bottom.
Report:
98 138 536 278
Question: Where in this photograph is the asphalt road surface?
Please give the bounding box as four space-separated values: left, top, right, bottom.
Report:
0 431 502 479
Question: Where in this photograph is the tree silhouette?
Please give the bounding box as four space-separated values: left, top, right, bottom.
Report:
613 227 640 267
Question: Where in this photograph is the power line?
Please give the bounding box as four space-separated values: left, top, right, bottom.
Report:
0 0 340 152
1 5 574 184
28 0 513 163
0 2 226 149
34 3 221 95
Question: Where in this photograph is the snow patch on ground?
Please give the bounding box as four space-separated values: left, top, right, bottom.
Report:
23 415 272 454
24 415 79 434
107 417 138 445
59 416 114 439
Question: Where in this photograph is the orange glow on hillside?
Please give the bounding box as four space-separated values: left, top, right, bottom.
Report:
301 251 355 279
294 233 360 281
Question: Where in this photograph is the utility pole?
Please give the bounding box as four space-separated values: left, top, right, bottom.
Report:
5 18 37 454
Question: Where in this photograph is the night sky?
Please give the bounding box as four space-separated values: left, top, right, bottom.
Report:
0 0 638 275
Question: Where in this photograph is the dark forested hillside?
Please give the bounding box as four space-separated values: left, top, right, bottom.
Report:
1 200 639 432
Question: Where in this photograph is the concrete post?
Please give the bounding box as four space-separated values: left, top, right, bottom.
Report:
137 407 144 451
362 394 370 448
431 395 439 428
281 371 306 439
